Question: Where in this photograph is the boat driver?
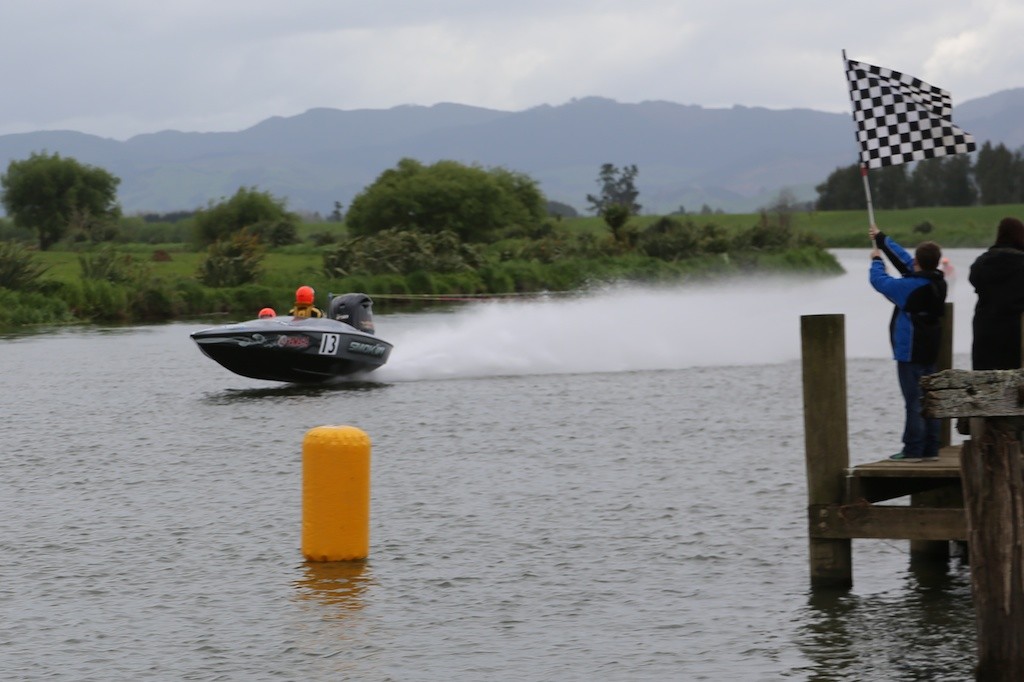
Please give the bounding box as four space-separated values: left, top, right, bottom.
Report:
289 285 324 318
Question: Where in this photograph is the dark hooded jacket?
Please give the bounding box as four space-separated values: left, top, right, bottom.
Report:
969 245 1024 369
870 232 947 364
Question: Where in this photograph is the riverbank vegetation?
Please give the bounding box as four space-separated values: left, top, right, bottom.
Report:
1 198 1020 330
2 152 1022 330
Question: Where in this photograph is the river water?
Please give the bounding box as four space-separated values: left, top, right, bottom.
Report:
0 250 983 681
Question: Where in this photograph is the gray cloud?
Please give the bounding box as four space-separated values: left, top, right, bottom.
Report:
0 0 1019 139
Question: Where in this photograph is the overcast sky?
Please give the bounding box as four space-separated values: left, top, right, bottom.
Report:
1 1 1021 141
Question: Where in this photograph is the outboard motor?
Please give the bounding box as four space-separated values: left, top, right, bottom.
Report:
328 293 376 334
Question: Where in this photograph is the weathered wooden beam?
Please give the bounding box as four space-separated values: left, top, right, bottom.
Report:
809 503 967 541
922 368 1024 418
962 427 1024 680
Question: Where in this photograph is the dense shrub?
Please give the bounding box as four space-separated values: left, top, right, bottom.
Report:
193 187 298 246
637 217 702 260
197 231 266 287
323 228 484 277
247 219 300 247
78 247 151 284
0 288 71 326
0 241 48 290
346 158 546 243
701 224 732 254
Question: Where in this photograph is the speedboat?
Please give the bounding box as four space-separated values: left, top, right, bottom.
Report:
190 293 393 383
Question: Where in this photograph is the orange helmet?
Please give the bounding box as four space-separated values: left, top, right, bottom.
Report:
258 307 276 319
295 285 315 305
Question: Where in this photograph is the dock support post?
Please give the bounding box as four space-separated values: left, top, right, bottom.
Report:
963 420 1024 681
802 314 852 588
911 302 956 560
939 301 954 448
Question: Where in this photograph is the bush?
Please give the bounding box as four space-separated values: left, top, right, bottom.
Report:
197 231 266 287
0 241 48 290
131 285 182 320
78 246 151 284
405 270 436 294
701 224 732 254
248 219 300 247
0 288 71 326
193 187 298 246
637 217 702 260
323 228 484 277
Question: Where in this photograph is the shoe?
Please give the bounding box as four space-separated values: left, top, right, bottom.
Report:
889 452 920 461
919 455 939 462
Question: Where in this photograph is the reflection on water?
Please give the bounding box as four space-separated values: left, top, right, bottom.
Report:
798 557 975 680
201 380 392 404
293 560 372 612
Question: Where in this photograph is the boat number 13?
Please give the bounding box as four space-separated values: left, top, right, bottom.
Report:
318 333 341 355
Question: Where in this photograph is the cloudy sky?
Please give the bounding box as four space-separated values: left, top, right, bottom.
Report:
1 0 1021 140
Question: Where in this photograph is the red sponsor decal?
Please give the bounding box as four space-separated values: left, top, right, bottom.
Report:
277 334 311 349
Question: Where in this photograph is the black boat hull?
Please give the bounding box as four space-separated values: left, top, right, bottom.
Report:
191 316 392 383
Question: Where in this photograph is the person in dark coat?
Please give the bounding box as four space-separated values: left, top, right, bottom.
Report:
869 225 947 461
969 217 1024 370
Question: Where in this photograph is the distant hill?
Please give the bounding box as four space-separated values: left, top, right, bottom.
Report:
2 90 1022 216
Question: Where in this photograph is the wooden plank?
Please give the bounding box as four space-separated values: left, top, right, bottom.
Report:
808 503 967 541
849 445 961 479
922 368 1024 418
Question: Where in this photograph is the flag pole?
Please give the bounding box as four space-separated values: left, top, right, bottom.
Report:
860 164 876 230
842 50 877 235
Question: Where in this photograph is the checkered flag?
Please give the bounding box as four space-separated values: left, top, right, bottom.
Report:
845 56 976 168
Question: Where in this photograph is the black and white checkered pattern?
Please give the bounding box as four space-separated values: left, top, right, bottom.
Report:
845 58 976 168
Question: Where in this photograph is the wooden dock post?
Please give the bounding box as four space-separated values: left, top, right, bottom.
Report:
922 369 1024 680
802 314 852 588
911 301 957 560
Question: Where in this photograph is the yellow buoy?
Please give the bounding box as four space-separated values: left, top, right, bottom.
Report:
301 425 371 562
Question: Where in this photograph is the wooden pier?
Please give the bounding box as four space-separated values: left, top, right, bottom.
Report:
802 309 962 588
812 445 966 548
803 310 1024 679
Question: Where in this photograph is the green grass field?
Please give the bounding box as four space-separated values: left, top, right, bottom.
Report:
554 204 1024 248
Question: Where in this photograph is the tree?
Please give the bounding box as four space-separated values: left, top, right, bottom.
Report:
329 201 344 222
815 164 863 210
586 163 641 241
938 155 977 207
873 165 911 210
1 152 121 250
975 142 1019 205
908 157 951 207
586 163 641 216
345 158 546 243
193 186 299 246
546 200 578 218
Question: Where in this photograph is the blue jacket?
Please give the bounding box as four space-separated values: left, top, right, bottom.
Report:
869 233 947 364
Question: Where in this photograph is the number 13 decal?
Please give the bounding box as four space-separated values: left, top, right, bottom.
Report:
319 333 341 355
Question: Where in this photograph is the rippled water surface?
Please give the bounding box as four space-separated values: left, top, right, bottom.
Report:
0 251 983 680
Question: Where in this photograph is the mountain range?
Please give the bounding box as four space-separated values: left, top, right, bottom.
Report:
3 89 1024 217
